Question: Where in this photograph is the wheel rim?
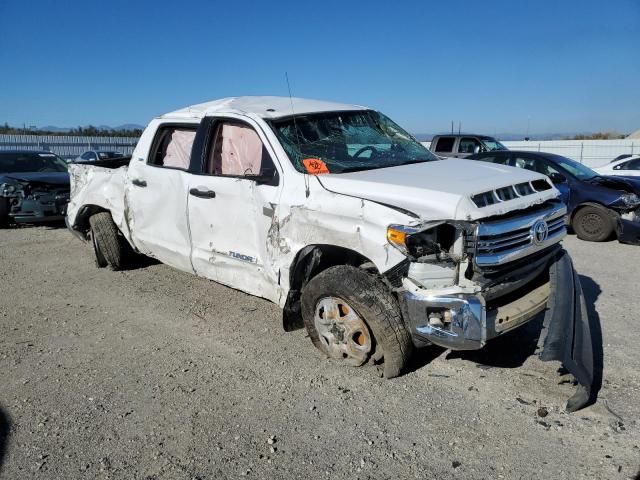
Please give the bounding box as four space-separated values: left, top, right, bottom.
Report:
314 296 372 366
580 212 604 236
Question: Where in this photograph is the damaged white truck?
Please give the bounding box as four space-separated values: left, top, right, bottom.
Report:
67 97 597 410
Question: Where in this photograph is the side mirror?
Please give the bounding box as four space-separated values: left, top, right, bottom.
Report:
549 172 566 184
254 167 279 186
473 145 481 154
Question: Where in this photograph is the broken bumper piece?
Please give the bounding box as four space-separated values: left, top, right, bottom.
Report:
617 213 640 245
402 281 549 351
538 249 599 412
400 248 598 412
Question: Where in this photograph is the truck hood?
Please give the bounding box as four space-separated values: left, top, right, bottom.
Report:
317 159 560 221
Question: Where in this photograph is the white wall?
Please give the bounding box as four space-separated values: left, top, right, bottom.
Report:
421 139 639 168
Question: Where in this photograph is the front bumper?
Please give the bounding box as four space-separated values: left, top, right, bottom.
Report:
617 211 640 245
401 280 549 351
399 249 598 412
7 194 69 224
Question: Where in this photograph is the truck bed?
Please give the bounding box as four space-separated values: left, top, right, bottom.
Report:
67 162 129 240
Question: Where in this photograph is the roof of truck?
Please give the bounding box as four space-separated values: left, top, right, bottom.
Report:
162 96 368 120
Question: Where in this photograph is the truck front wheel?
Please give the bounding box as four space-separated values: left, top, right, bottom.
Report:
89 212 129 271
0 198 9 228
301 265 413 378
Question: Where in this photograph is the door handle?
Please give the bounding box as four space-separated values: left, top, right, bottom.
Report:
189 188 216 199
131 178 147 187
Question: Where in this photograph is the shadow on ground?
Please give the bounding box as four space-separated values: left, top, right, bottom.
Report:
408 273 604 406
0 405 10 474
578 274 604 406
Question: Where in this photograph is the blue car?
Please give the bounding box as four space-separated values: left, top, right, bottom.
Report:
467 150 640 245
0 151 70 227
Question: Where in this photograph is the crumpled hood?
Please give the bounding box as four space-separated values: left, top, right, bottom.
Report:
317 159 559 221
2 171 70 186
588 175 640 195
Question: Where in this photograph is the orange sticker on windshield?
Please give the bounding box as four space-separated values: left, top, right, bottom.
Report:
303 158 330 175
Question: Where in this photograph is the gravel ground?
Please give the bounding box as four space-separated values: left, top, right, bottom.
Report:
0 226 638 479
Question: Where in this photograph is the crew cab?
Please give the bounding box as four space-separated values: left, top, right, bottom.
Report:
66 97 595 409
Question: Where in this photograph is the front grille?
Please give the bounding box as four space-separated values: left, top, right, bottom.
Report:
474 202 566 267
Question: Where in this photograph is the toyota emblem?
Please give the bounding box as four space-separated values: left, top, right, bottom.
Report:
532 220 549 245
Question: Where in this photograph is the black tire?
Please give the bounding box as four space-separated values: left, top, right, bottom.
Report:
572 205 615 242
91 229 108 268
89 212 129 270
301 265 413 378
0 198 9 228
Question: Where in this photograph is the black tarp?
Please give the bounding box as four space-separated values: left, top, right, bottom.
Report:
538 249 602 412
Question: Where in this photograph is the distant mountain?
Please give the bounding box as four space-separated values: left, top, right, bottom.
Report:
39 125 71 133
115 123 145 131
38 123 144 132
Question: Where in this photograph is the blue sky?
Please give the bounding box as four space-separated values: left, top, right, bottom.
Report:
1 0 638 135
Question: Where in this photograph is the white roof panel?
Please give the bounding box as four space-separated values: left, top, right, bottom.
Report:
162 96 367 120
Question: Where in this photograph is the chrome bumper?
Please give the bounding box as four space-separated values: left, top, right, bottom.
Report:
401 281 550 350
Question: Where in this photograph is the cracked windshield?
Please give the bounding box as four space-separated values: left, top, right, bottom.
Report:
271 110 438 173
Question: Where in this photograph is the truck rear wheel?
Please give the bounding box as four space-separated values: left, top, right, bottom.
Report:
572 205 614 242
89 212 129 271
301 265 413 378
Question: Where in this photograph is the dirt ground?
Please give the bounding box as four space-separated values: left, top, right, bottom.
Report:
0 226 638 479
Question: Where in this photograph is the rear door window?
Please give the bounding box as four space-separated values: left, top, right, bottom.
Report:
434 136 455 152
148 125 197 170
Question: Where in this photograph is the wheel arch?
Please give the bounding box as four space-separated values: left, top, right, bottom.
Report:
71 204 111 240
282 244 378 332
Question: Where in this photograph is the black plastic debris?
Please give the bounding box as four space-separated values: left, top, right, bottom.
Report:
538 250 601 412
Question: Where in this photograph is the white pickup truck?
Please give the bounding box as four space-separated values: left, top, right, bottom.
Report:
67 97 595 409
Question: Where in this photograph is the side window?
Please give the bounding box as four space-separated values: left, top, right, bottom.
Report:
458 137 482 154
434 136 455 152
627 159 640 170
81 152 91 160
616 159 640 170
149 125 197 169
513 156 559 176
204 121 276 178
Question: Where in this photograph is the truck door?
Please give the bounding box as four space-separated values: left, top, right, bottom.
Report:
186 117 282 302
125 122 198 272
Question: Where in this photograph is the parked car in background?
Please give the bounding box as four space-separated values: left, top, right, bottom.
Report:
594 155 640 177
73 150 125 163
0 150 70 227
429 134 508 158
468 150 640 245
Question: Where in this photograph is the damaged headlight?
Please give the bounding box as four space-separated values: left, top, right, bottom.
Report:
387 222 461 260
618 193 640 208
1 183 17 196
